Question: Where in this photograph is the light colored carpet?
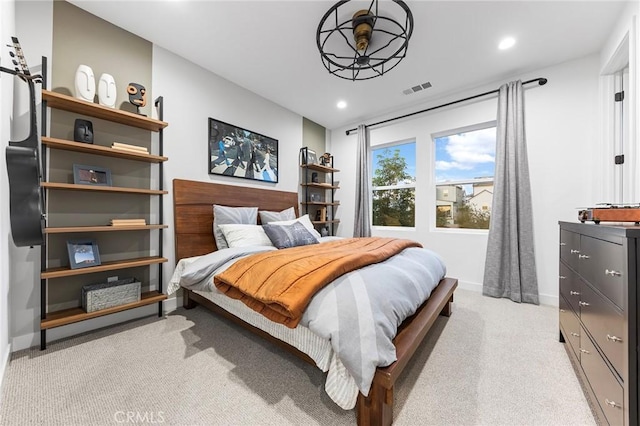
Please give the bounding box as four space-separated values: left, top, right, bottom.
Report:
0 289 596 426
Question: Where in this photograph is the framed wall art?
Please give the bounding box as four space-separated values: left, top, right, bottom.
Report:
73 164 112 186
208 117 278 183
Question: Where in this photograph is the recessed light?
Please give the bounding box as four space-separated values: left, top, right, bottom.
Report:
337 100 347 109
498 37 516 50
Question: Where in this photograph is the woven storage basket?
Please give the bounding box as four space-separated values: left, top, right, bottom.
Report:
82 277 141 313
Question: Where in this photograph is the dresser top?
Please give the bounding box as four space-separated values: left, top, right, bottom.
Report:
559 221 640 238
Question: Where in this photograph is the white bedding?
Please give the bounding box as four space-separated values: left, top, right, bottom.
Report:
168 237 446 410
168 245 361 409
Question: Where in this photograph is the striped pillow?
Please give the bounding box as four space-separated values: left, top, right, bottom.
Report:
259 207 296 224
213 205 258 249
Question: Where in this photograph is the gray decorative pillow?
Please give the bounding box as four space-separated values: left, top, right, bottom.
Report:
259 207 296 224
262 221 319 249
213 205 258 249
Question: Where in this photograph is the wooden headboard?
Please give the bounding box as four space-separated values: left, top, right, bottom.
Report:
173 179 299 260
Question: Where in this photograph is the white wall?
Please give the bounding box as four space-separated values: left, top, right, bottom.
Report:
329 54 601 306
6 8 304 350
0 0 16 391
152 44 303 292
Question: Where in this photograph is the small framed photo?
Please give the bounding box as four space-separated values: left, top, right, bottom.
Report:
302 148 317 165
73 164 112 186
67 239 101 269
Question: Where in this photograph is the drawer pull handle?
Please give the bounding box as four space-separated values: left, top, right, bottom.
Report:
559 275 566 280
605 399 621 409
560 243 566 246
571 249 580 254
570 332 580 337
605 269 622 277
578 254 590 259
606 334 623 343
570 291 580 296
560 309 566 313
578 301 590 307
580 349 590 354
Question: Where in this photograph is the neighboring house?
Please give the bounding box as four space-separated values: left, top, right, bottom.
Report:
467 189 493 213
436 184 464 224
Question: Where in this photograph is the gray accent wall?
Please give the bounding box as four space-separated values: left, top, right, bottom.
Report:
46 3 155 322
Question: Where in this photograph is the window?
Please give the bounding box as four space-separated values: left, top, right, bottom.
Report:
434 123 496 230
372 141 416 227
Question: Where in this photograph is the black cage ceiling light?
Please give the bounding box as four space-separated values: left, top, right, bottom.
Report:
316 0 414 81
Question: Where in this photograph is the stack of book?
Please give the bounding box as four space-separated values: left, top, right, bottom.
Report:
110 218 147 226
111 142 149 154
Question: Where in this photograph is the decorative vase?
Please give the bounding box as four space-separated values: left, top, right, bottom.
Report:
97 73 116 108
74 64 95 102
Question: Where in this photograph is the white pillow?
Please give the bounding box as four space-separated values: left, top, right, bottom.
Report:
213 205 258 249
217 224 273 248
269 214 322 239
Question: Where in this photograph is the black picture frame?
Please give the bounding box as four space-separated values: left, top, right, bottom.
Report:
67 239 101 269
208 117 278 183
73 164 112 186
302 148 317 165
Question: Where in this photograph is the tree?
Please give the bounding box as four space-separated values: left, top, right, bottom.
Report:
372 148 415 226
455 203 490 229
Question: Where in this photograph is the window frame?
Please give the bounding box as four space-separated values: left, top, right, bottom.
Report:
370 139 417 229
432 120 497 233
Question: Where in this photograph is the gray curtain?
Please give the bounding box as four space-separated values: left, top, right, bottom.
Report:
483 81 539 304
353 124 371 237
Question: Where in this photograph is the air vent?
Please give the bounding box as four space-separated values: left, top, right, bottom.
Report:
403 81 432 95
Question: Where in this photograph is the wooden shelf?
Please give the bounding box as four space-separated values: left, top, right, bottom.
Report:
41 256 168 279
42 182 167 195
301 163 340 173
312 219 340 225
41 290 167 329
45 224 167 234
301 183 339 189
301 201 340 206
42 90 168 132
42 137 167 163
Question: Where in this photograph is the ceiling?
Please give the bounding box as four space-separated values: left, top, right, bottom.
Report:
68 0 629 131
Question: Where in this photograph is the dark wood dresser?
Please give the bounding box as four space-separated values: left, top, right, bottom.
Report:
559 222 638 425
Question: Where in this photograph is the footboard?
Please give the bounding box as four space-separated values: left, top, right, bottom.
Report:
357 277 458 426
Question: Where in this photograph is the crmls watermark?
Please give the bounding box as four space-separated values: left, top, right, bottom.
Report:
113 411 165 424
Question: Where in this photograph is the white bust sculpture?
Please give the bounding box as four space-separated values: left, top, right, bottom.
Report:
74 64 95 102
97 73 116 108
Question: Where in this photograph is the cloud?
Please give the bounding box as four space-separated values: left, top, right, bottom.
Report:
438 127 495 172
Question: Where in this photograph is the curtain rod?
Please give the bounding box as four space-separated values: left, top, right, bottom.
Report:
345 77 548 135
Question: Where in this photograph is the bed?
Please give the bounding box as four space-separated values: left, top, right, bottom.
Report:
171 178 458 425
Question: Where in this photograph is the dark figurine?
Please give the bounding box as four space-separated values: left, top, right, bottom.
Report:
73 119 93 144
127 82 146 115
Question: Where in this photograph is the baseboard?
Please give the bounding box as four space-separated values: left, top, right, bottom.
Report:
0 342 11 396
456 280 558 307
12 298 180 352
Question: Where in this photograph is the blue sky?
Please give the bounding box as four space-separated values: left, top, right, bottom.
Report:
371 127 496 183
372 142 416 179
435 127 496 182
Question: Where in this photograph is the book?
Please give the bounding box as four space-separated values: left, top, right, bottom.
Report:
110 219 146 226
111 146 149 155
112 142 148 152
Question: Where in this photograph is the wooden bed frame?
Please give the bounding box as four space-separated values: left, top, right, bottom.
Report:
173 178 458 425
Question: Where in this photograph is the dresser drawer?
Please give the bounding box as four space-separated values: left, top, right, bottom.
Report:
580 328 624 426
579 235 625 309
579 281 624 376
559 295 581 360
559 261 581 313
560 229 580 271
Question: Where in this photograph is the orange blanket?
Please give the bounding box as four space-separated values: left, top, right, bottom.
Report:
214 237 422 328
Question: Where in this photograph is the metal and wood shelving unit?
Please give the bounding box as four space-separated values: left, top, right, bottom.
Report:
299 147 340 236
40 87 168 349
